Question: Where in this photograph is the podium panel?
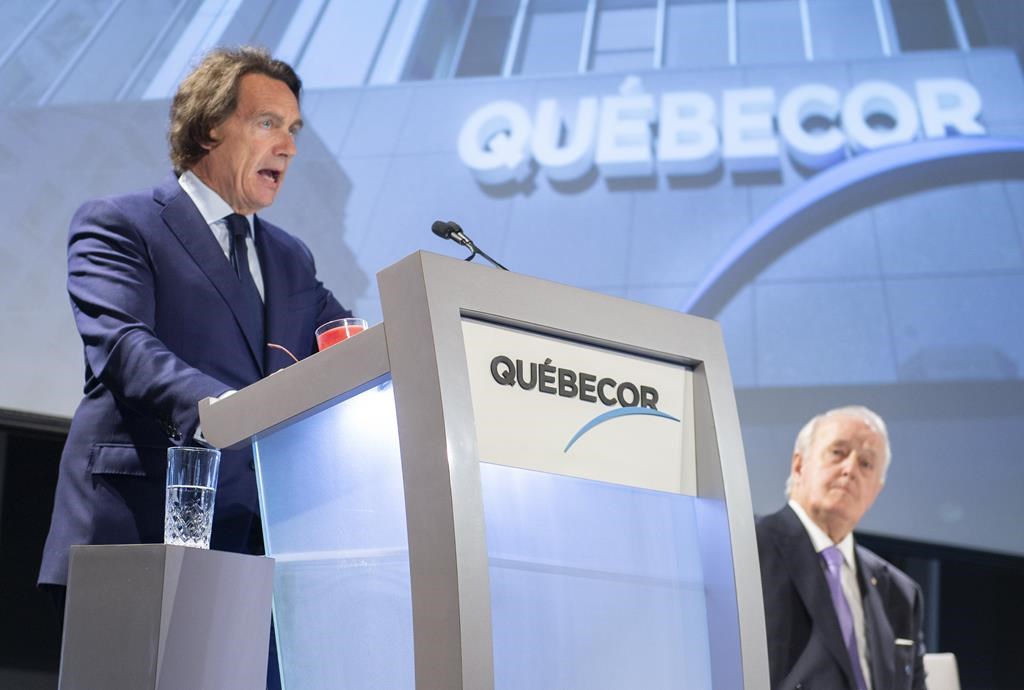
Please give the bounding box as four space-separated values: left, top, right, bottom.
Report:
482 463 715 689
200 251 768 690
252 377 414 689
60 545 273 690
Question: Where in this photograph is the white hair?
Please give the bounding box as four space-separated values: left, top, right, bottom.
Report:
784 405 891 497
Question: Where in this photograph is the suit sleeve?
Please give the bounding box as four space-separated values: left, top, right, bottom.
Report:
67 198 232 443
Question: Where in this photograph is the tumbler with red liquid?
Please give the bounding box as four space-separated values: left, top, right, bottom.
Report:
315 317 368 351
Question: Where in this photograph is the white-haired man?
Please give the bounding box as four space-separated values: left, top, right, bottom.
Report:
756 405 926 690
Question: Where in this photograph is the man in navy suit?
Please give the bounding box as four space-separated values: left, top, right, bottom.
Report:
39 46 349 617
756 406 926 690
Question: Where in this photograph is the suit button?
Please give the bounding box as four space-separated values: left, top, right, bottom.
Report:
249 459 255 470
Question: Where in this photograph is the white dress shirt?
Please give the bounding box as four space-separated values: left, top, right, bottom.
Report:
177 170 264 300
789 499 873 690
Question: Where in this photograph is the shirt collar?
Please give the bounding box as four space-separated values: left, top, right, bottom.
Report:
178 170 255 230
788 499 857 569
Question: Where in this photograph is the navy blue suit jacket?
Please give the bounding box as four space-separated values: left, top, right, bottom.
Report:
756 506 926 690
39 176 349 586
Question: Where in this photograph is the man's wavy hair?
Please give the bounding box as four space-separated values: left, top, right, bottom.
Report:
169 46 301 173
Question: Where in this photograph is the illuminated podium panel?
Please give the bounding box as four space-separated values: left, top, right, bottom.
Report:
252 377 412 689
200 251 768 690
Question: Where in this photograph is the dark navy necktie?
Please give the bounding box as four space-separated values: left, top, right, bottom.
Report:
224 213 265 344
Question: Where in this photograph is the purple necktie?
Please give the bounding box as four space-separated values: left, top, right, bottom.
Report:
821 546 868 690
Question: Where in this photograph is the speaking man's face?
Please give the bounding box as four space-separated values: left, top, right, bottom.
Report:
193 72 303 215
790 413 886 540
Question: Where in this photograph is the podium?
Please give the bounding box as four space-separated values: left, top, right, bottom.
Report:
200 251 769 689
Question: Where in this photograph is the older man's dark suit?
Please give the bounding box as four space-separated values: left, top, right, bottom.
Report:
756 505 926 690
39 175 349 587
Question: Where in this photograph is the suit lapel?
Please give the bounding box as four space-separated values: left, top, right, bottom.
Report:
255 216 319 372
780 507 860 689
155 177 265 373
858 547 895 690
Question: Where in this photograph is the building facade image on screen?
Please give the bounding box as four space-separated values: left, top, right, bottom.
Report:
1 0 1022 560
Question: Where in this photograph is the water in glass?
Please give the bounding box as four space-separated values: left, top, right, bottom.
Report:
164 484 216 548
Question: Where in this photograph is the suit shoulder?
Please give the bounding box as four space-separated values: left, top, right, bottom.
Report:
855 543 893 573
255 217 289 241
754 508 795 563
856 543 922 596
755 507 791 538
256 217 315 260
257 217 299 243
72 185 161 225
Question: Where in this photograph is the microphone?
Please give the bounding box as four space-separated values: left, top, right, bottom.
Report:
430 220 509 271
430 220 454 240
431 220 473 249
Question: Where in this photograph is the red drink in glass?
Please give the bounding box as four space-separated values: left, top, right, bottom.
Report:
315 318 368 351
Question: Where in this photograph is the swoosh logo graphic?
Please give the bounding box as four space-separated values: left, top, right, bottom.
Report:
683 136 1024 317
563 407 681 452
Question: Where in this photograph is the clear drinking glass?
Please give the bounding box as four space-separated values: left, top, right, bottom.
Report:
164 446 221 549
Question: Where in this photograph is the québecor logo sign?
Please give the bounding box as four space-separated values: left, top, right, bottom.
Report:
488 354 680 452
463 319 693 494
490 354 661 409
458 77 985 186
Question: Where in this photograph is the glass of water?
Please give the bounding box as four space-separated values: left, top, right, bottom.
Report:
165 446 221 549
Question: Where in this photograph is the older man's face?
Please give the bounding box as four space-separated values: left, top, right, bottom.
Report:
192 72 303 215
790 413 886 541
